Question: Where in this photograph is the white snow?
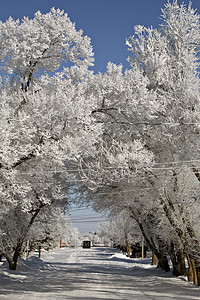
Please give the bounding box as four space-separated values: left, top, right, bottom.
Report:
0 247 199 299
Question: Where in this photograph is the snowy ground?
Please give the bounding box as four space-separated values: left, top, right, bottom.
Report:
0 247 200 299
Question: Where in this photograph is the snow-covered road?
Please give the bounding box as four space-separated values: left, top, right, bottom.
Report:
0 247 200 299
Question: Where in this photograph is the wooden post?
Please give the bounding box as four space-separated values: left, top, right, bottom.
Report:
141 237 144 259
26 240 30 260
39 246 41 258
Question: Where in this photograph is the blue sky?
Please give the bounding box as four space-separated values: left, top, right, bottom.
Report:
2 0 200 233
1 0 200 74
67 206 107 234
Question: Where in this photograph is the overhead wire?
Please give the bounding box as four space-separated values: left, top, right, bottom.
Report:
70 215 106 221
1 166 200 186
71 220 106 223
68 207 93 212
8 117 200 126
1 184 200 201
5 114 200 175
2 157 200 175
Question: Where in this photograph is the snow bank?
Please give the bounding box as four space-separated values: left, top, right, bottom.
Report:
110 252 155 269
0 254 52 282
1 256 48 271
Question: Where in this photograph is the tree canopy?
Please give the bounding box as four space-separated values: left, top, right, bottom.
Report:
1 1 200 286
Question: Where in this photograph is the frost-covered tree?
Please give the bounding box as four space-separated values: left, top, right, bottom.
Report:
126 0 200 284
77 1 200 284
0 8 94 91
76 62 154 188
27 207 77 252
62 222 81 248
0 8 100 270
99 213 143 257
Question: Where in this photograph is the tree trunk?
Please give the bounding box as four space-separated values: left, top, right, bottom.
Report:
176 249 186 276
187 254 194 283
157 255 170 272
196 266 200 286
161 192 200 284
5 202 45 270
136 220 170 271
152 252 157 265
169 243 186 276
8 240 23 270
171 252 186 277
125 238 132 258
187 255 198 285
126 245 132 258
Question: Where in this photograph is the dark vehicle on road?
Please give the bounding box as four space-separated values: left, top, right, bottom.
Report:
82 241 91 248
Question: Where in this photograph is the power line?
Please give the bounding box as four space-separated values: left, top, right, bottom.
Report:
153 159 200 166
8 117 200 126
1 166 200 185
2 158 200 176
2 184 199 201
68 207 93 212
1 167 200 186
72 220 106 223
70 215 105 220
